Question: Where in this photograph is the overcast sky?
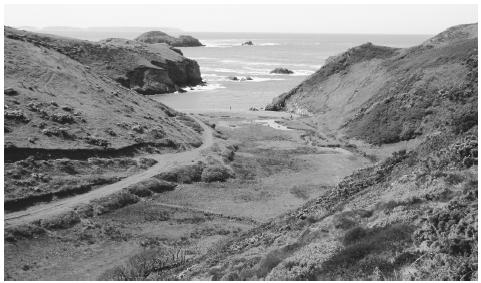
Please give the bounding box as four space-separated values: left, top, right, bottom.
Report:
4 4 478 34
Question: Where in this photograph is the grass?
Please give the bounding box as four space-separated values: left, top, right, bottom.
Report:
289 186 310 200
314 224 414 280
155 162 205 183
98 248 187 280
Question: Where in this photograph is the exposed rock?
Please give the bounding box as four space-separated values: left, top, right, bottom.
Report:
135 31 204 47
242 41 254 46
228 76 253 81
4 26 203 150
270 68 294 74
4 88 18 96
5 27 203 95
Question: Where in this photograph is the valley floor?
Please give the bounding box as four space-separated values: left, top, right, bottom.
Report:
4 111 371 280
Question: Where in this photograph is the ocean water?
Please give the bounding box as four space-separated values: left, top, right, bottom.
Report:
24 28 430 112
153 32 431 112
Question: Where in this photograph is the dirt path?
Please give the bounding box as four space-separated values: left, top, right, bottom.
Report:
4 116 214 228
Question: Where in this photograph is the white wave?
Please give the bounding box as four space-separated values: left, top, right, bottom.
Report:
201 67 239 73
177 84 225 92
202 73 285 82
258 43 280 46
192 57 217 60
254 119 292 131
249 77 285 82
201 40 280 48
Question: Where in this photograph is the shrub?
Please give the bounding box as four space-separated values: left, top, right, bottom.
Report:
4 224 46 241
343 227 368 245
155 162 204 183
290 186 310 200
127 185 153 197
256 249 286 278
98 248 186 280
201 164 234 182
91 192 139 215
39 211 80 229
50 113 75 124
84 136 110 147
4 110 30 122
138 157 157 169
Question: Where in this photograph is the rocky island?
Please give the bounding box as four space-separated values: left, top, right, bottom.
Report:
135 30 204 47
270 67 294 74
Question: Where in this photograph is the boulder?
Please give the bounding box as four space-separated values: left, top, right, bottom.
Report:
242 41 254 46
4 88 18 96
227 76 239 81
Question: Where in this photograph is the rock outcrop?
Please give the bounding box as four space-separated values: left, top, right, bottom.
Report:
242 41 254 46
270 67 294 74
5 27 203 95
135 31 204 47
4 26 203 152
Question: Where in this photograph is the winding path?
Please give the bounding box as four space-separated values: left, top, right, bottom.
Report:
4 116 214 228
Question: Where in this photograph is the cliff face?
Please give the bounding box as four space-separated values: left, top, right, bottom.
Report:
266 23 477 145
135 30 204 47
4 27 202 153
4 27 203 95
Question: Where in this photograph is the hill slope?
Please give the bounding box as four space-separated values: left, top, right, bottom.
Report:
267 23 477 145
4 27 203 157
148 24 477 281
5 27 202 95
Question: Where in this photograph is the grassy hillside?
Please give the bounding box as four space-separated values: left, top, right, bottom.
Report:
4 27 202 153
5 27 202 95
266 23 477 145
132 24 477 281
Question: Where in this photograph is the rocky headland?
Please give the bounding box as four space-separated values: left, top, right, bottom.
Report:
5 27 203 95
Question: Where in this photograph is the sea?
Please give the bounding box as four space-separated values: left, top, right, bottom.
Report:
158 32 430 112
26 29 431 112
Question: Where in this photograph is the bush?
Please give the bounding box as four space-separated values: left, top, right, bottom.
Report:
39 211 80 229
4 224 46 242
98 248 186 280
50 113 75 124
127 185 153 197
256 249 286 278
126 178 177 196
155 162 204 183
91 192 139 215
201 164 234 182
138 157 157 169
4 110 30 122
343 227 368 245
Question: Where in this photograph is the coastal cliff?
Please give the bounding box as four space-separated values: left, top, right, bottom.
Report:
5 27 203 95
4 27 203 152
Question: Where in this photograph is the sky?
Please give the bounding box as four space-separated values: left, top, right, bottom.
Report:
4 4 478 34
